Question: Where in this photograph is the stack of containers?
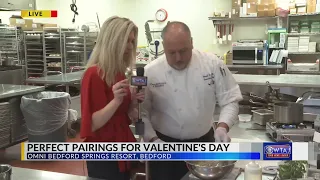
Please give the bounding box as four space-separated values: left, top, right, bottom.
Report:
299 36 310 52
290 21 299 33
288 37 299 52
311 21 320 33
300 21 310 33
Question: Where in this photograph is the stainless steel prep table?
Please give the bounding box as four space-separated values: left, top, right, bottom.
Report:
0 84 45 100
234 74 320 88
25 71 84 86
227 65 284 75
0 84 44 149
25 71 84 119
11 167 102 180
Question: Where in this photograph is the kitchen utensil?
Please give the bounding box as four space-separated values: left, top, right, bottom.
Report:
274 102 303 124
227 24 232 41
0 164 12 180
223 24 227 42
186 161 236 180
217 24 220 44
219 24 223 44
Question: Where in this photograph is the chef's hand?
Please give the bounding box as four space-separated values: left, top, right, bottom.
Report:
112 79 129 104
130 87 145 103
214 127 231 142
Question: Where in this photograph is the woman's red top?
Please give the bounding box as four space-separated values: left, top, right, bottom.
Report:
80 65 136 172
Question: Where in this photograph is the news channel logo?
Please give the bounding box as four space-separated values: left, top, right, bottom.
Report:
263 143 292 160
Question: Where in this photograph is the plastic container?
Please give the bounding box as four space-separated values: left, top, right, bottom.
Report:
244 161 262 180
300 27 310 33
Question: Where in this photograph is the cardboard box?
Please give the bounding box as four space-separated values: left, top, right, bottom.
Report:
308 5 316 12
247 3 257 13
307 0 317 5
32 23 43 31
257 9 275 16
257 3 275 10
43 23 57 28
258 4 268 10
267 9 276 16
246 0 259 4
259 0 275 5
9 18 34 30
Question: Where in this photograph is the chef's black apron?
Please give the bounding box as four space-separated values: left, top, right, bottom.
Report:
149 128 215 180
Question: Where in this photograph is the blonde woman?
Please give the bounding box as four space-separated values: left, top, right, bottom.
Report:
80 16 144 180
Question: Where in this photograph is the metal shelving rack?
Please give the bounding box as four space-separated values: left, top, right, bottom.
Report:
43 27 63 76
63 31 97 73
24 31 45 78
0 26 23 66
286 13 320 74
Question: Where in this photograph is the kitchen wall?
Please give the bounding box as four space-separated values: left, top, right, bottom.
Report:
1 0 277 55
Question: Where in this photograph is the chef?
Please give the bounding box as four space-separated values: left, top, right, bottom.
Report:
141 21 243 180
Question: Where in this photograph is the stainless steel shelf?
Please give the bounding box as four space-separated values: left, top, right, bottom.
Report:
63 31 97 73
24 31 44 78
0 27 23 66
288 12 320 17
208 16 279 21
288 32 320 36
288 52 320 55
43 27 64 76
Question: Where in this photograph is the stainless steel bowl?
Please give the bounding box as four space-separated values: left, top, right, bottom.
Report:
0 164 12 180
186 161 236 180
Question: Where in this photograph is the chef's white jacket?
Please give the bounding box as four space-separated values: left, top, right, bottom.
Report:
142 49 243 142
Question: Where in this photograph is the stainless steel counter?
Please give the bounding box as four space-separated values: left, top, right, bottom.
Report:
227 65 283 69
0 84 45 99
11 167 102 180
234 74 320 88
25 71 84 85
23 69 320 88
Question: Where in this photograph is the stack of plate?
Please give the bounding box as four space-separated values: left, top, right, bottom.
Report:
0 101 12 148
9 98 28 142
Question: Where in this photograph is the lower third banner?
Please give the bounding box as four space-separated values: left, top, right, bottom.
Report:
23 152 260 161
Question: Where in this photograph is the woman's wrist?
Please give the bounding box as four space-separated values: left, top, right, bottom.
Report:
111 98 122 106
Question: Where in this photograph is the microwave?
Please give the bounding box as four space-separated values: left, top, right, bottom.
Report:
232 41 265 65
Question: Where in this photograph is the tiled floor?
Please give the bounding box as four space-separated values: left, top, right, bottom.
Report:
0 126 146 179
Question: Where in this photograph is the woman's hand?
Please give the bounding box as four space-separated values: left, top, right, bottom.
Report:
130 87 145 104
112 79 129 104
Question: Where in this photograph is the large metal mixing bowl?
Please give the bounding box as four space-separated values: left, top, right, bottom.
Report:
186 161 237 180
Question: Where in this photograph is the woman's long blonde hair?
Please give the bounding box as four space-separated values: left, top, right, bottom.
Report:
86 16 138 86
